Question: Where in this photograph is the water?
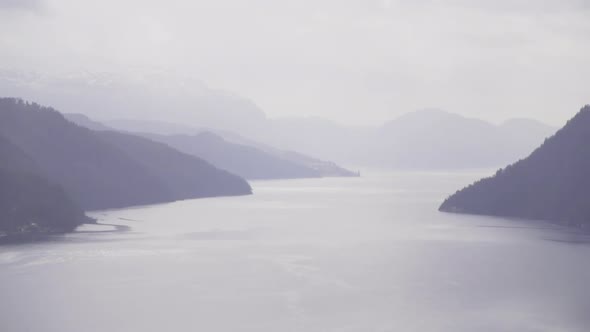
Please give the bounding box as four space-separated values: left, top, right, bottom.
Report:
1 171 590 332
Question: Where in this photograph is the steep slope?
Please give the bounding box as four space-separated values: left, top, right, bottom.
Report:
65 113 112 131
0 133 39 174
0 135 89 239
95 131 252 197
140 130 359 178
440 105 590 227
65 115 251 194
0 98 171 210
0 98 251 210
203 129 360 177
141 132 322 180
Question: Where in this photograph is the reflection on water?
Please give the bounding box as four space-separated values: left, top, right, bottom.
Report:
1 171 590 332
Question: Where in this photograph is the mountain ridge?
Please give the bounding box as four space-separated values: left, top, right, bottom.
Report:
66 114 359 180
439 105 590 227
1 69 556 170
0 97 252 210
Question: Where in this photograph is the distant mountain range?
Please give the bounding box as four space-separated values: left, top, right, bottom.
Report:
104 110 557 170
0 69 583 239
368 109 558 169
0 69 557 170
0 98 251 212
140 132 322 180
66 114 359 180
0 68 268 137
440 105 590 227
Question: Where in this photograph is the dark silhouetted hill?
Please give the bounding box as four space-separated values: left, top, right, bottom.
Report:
95 131 252 198
0 133 38 174
0 134 89 240
440 105 590 227
0 98 251 210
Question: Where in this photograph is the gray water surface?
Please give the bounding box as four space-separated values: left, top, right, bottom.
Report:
1 172 590 332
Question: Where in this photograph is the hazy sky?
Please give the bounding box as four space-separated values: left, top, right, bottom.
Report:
0 0 589 125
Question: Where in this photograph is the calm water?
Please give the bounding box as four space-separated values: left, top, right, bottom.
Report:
1 171 590 332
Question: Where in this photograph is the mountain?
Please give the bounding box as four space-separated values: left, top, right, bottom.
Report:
0 134 89 240
144 132 360 179
0 69 268 137
217 110 555 170
257 116 369 165
65 113 112 131
0 69 384 165
94 131 252 198
257 146 360 178
0 98 251 210
371 109 557 169
141 132 322 180
439 105 590 227
64 115 253 195
1 69 556 170
66 115 359 180
74 108 555 173
0 132 39 174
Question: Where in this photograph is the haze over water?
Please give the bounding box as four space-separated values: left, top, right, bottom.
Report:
1 171 590 332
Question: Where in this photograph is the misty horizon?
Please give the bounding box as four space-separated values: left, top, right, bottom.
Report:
0 67 575 129
1 0 589 126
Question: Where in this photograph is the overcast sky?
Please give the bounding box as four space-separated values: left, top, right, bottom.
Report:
0 0 588 125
